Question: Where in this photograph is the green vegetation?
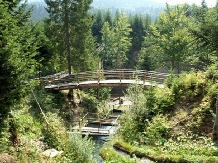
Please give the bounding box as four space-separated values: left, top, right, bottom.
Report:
2 0 218 162
113 63 218 162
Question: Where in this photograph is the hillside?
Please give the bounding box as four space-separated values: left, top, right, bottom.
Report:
28 0 164 21
100 63 218 162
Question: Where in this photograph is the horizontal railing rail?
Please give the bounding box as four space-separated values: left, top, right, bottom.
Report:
40 69 170 89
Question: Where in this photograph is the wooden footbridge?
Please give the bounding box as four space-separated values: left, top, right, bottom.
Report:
40 69 169 90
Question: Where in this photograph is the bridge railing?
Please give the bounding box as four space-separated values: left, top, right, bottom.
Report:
40 69 169 87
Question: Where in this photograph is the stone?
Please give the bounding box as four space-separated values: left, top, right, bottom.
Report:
42 149 63 158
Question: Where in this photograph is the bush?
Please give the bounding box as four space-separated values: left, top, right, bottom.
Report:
41 112 67 150
170 71 206 100
82 88 111 101
154 87 175 113
81 93 98 112
206 62 218 82
144 114 170 146
208 83 218 102
62 133 95 163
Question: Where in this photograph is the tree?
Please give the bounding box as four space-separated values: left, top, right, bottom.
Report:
213 94 218 144
0 0 38 116
149 4 194 73
191 4 218 68
137 35 159 70
92 10 104 43
103 9 113 26
100 13 132 69
113 13 132 68
130 14 145 51
100 22 115 69
44 0 97 73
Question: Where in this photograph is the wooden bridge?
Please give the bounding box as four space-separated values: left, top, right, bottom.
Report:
40 69 169 90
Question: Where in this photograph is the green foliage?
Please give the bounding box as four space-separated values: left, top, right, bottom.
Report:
137 35 158 70
149 4 195 73
0 1 38 118
144 114 170 146
119 83 174 144
41 112 67 150
206 62 218 82
44 0 97 72
208 83 218 102
0 118 10 153
169 71 207 100
100 145 136 163
83 88 111 101
100 13 132 69
63 134 95 163
119 84 156 144
81 92 98 113
113 138 218 163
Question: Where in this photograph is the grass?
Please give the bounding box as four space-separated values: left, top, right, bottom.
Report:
111 138 218 163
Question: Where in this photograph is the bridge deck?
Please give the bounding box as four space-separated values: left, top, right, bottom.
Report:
41 69 168 90
71 126 116 136
45 79 164 90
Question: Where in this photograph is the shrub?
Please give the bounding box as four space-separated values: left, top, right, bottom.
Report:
81 92 98 113
205 62 218 82
41 112 67 150
63 133 95 163
154 87 175 113
0 118 10 153
208 83 218 102
82 88 111 101
170 71 206 100
143 114 170 146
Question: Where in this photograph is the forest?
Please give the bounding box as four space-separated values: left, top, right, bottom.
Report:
1 0 218 162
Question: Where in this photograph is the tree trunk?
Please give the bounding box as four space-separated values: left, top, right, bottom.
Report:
212 94 218 144
64 3 71 75
67 89 74 128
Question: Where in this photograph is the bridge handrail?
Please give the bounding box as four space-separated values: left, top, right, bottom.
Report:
41 69 169 87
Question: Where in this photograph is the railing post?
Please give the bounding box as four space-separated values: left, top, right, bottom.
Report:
119 71 121 83
143 72 146 84
122 70 124 80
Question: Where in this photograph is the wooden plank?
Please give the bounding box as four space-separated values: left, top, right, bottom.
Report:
71 126 115 136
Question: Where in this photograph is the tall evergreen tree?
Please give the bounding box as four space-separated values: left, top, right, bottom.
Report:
100 13 132 69
191 1 218 68
0 0 38 116
92 10 104 43
44 0 97 73
100 22 115 69
103 9 113 26
149 4 194 73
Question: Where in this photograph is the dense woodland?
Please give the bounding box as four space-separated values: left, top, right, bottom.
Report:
1 0 218 162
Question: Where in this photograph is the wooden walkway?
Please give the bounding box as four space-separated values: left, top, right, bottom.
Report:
40 69 169 90
71 126 116 136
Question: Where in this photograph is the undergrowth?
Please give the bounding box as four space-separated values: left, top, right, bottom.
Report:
0 88 95 162
115 63 218 162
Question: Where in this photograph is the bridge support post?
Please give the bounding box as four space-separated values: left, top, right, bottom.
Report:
143 72 147 85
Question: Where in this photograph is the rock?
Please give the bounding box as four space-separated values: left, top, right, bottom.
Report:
42 148 63 158
0 153 17 163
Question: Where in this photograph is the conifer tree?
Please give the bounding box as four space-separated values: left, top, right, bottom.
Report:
92 10 104 43
0 0 38 116
44 0 97 73
100 13 132 69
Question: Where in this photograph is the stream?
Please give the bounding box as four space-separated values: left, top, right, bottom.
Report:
89 123 154 163
85 95 153 162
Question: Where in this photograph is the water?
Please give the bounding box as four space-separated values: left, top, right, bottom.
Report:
88 124 114 163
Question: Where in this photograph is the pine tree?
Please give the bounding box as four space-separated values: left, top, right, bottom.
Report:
100 13 132 69
150 4 194 73
103 9 113 26
44 0 97 73
92 10 104 43
0 0 38 116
